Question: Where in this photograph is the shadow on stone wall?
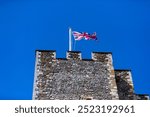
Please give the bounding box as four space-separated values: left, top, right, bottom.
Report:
116 77 133 100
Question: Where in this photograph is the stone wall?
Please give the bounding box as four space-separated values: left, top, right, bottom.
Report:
114 70 150 100
32 50 149 100
115 70 134 100
92 52 118 99
33 50 119 100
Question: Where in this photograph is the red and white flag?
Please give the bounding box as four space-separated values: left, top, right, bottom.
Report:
72 31 85 40
72 31 97 40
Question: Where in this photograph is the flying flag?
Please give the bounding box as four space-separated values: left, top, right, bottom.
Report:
72 31 85 40
85 32 97 40
72 31 97 41
69 28 98 51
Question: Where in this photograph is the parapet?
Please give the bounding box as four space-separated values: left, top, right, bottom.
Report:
67 51 81 60
33 50 149 100
34 50 118 100
36 50 56 60
92 52 112 63
35 50 113 62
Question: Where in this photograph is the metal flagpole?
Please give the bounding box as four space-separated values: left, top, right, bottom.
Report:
69 27 72 51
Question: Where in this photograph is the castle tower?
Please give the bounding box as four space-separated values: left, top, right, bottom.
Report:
32 50 149 100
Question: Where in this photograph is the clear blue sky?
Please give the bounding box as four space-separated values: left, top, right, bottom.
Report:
0 0 150 99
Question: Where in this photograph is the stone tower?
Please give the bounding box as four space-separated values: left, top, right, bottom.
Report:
32 50 149 100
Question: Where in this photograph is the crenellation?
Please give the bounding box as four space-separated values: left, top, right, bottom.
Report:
105 54 119 99
33 50 149 100
67 51 81 60
92 52 110 62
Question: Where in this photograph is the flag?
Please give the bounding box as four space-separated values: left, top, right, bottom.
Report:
85 32 97 40
72 31 97 40
72 31 85 40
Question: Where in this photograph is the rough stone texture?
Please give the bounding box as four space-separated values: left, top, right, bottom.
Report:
33 51 119 100
115 70 149 100
32 50 149 100
67 51 81 60
92 52 119 99
115 70 134 100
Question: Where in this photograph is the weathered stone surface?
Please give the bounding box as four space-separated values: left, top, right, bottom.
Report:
32 50 149 100
115 70 134 100
67 51 81 60
33 51 119 100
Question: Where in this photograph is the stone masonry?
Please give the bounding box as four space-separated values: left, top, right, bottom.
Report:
32 50 149 100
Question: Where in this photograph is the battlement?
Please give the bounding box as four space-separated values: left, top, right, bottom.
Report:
33 50 149 100
67 51 81 60
36 50 113 62
36 50 56 60
33 50 118 100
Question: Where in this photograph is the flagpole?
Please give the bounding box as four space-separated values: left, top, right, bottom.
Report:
69 27 72 51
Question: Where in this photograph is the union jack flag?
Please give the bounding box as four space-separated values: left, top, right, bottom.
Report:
72 31 97 41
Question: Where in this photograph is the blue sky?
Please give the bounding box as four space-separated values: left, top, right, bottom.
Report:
0 0 150 99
